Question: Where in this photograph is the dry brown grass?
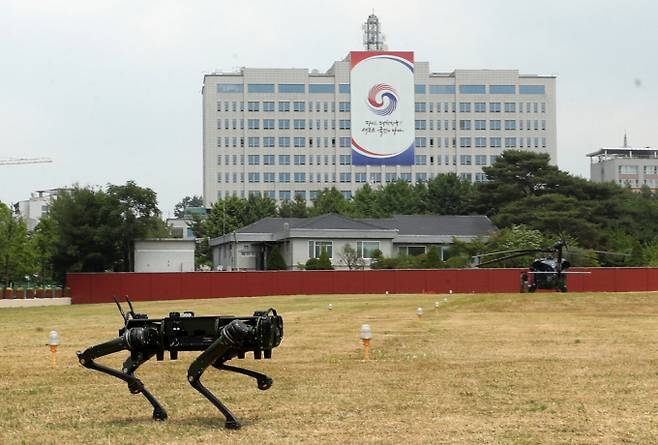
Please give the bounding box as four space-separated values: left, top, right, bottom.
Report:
1 292 658 444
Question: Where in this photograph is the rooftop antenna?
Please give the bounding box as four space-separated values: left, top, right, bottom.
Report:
623 131 629 148
362 11 387 50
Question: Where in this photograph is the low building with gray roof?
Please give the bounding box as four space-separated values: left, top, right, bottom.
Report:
209 213 495 271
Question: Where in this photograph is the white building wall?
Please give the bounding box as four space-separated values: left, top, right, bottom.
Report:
134 239 195 272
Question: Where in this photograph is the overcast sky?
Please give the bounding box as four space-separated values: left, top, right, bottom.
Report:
1 0 656 217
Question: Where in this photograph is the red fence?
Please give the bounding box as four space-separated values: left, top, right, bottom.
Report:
67 267 658 304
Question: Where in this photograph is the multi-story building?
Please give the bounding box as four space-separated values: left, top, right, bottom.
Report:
202 14 556 207
15 188 68 231
588 145 658 191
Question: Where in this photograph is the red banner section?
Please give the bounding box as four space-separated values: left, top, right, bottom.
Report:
67 268 658 304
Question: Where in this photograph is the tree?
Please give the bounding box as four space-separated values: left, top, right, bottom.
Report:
0 202 35 288
338 244 364 270
278 194 309 218
204 197 247 238
266 246 287 270
424 173 475 215
377 180 421 215
475 150 572 216
106 181 169 272
173 195 204 218
310 187 351 216
244 194 277 225
350 183 384 217
317 248 334 270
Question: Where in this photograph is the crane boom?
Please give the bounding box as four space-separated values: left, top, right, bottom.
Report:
0 157 53 166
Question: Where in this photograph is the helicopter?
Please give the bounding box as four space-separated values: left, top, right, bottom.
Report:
472 240 628 293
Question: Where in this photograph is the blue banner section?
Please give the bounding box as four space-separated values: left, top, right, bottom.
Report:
351 143 415 166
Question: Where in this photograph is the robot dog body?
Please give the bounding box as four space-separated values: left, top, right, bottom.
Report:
77 297 283 429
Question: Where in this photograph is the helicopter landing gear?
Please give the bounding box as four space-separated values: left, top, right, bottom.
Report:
520 273 530 293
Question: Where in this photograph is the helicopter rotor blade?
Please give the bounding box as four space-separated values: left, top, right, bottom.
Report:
473 248 547 259
476 251 544 267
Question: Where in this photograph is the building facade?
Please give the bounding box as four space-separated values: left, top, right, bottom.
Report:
15 188 69 231
588 147 658 191
202 19 556 207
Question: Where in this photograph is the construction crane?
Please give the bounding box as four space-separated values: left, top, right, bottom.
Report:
0 157 53 166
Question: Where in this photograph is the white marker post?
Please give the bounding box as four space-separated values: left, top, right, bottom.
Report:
360 324 373 360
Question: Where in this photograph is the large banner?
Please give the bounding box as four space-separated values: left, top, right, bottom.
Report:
350 51 415 165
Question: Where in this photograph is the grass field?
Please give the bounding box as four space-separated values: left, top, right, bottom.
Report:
1 292 658 444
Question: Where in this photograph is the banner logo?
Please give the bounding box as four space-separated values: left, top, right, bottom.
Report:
367 84 399 116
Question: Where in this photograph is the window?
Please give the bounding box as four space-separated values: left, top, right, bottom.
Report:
475 137 486 148
248 84 274 93
416 120 427 130
475 120 486 130
385 172 397 182
355 172 366 183
217 84 243 93
279 172 291 183
459 85 485 94
294 172 306 183
339 172 351 183
400 246 426 256
415 102 427 112
278 137 290 148
460 155 472 165
505 137 517 148
294 154 306 165
263 101 274 112
293 119 305 130
459 120 471 130
247 137 260 148
489 102 502 112
459 102 471 112
415 137 427 147
339 102 350 112
339 84 350 94
248 172 260 183
248 155 260 165
475 155 487 165
370 172 382 183
400 173 411 182
279 84 305 93
504 102 516 112
339 154 351 165
247 101 259 112
541 120 546 130
490 155 498 165
489 85 516 94
475 172 487 182
278 119 290 129
520 85 545 94
357 241 380 259
415 84 426 94
490 137 501 148
474 102 486 112
416 172 427 182
279 155 290 165
263 155 275 165
293 101 305 112
459 137 472 148
505 120 516 130
339 137 350 148
248 119 259 130
309 240 333 259
294 137 306 148
429 85 456 94
490 120 501 130
309 84 334 93
460 173 472 181
278 101 290 112
339 120 350 130
263 119 275 130
415 155 427 165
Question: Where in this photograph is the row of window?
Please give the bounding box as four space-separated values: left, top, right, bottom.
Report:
416 84 545 95
223 154 354 166
416 101 546 113
416 119 546 131
217 83 545 96
217 83 351 94
415 136 546 149
217 100 545 114
219 101 351 113
618 165 658 175
218 136 354 149
219 189 353 201
218 118 351 130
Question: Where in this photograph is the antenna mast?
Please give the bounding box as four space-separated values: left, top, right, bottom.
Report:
362 12 386 50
